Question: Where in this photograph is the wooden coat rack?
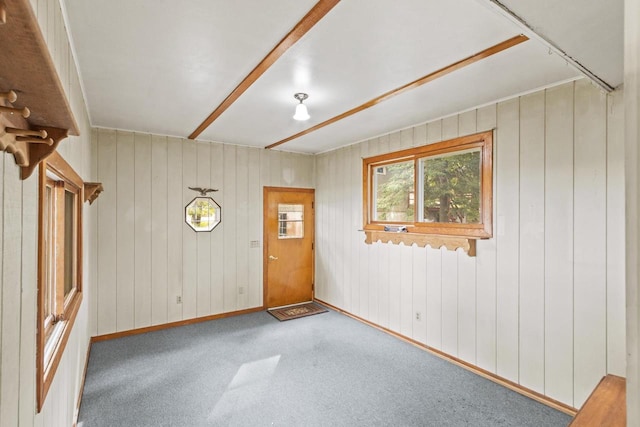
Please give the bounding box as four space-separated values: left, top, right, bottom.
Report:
0 0 79 179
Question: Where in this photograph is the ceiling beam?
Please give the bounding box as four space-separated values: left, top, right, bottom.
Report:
266 34 528 150
188 0 340 140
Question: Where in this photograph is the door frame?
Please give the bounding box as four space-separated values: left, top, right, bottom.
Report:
263 186 315 309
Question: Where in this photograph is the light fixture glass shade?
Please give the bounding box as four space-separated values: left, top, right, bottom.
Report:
293 103 310 121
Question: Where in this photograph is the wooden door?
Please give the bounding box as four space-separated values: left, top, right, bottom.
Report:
264 187 314 308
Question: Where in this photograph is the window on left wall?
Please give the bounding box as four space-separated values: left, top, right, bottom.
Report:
37 152 83 412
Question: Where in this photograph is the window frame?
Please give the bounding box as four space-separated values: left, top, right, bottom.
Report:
37 151 83 412
363 130 493 239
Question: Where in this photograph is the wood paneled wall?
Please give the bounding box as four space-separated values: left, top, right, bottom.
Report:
0 1 96 426
94 129 315 335
314 79 625 409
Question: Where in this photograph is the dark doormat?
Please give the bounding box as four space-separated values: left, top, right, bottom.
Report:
268 302 328 321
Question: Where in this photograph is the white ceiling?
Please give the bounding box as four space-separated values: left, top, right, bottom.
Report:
63 0 622 154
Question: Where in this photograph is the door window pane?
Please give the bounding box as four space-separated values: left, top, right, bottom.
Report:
420 148 481 224
278 204 304 239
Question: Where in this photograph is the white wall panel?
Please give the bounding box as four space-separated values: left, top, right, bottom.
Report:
151 135 169 325
606 91 626 377
314 80 625 409
210 142 225 313
96 132 315 330
116 130 135 331
0 2 96 424
544 83 575 405
182 141 198 319
496 98 520 382
167 137 184 322
475 103 498 373
235 147 249 309
518 91 546 393
196 142 212 316
573 79 608 407
134 133 152 328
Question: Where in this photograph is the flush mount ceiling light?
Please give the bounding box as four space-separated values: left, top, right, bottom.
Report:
293 93 310 121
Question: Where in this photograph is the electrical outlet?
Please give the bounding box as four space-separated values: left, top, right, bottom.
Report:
238 287 245 295
250 240 260 248
415 312 421 321
176 296 182 304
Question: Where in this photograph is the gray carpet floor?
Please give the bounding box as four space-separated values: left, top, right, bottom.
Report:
78 308 571 427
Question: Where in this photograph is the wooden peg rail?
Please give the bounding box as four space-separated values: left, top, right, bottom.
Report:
0 90 17 102
0 0 79 180
6 127 47 138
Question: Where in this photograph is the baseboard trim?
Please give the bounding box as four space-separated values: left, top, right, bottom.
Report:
314 298 578 417
91 306 265 343
72 340 92 427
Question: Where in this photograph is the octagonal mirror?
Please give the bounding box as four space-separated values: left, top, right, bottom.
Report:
185 197 221 232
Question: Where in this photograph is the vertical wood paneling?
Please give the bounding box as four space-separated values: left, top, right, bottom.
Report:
349 145 361 316
0 4 96 425
89 129 99 335
223 144 237 311
196 142 212 316
247 148 261 308
166 137 183 322
606 91 626 376
334 149 345 308
134 133 152 327
344 147 354 312
457 109 478 364
475 104 498 372
116 131 135 331
399 243 413 338
518 91 546 393
19 174 37 427
358 141 370 318
388 241 402 332
151 135 168 325
573 79 607 407
236 147 249 309
412 246 427 344
496 98 520 382
1 160 21 427
544 83 575 404
315 154 327 303
441 248 458 356
97 129 117 334
210 143 225 313
425 121 443 348
182 141 197 319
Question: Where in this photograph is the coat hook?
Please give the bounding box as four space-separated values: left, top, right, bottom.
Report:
0 90 17 103
15 136 54 145
0 105 30 118
5 127 47 138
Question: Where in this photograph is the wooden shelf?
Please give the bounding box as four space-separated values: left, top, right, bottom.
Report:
363 230 477 256
0 0 78 179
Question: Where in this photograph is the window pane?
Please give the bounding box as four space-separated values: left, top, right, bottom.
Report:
44 186 54 324
420 149 481 224
278 204 304 239
373 160 414 222
64 190 76 297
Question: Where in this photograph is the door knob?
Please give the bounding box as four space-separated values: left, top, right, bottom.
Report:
269 255 279 260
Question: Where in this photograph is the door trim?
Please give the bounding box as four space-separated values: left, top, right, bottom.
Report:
263 186 315 309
